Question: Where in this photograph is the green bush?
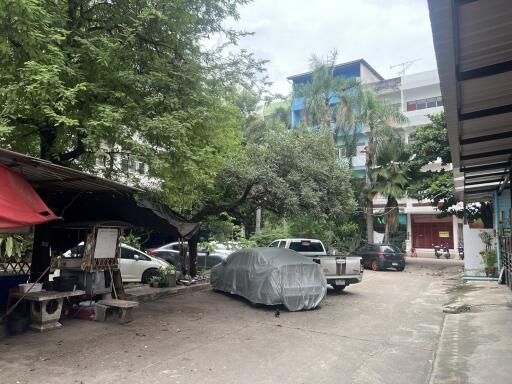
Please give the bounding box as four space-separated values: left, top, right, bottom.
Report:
248 227 287 247
481 248 497 269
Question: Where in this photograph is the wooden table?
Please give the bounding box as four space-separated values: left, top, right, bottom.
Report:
12 290 85 332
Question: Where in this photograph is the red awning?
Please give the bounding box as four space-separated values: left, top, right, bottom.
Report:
0 165 59 229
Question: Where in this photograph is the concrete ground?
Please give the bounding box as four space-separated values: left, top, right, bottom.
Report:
0 257 509 384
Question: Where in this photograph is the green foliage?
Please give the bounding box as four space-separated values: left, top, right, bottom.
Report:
248 227 288 247
199 241 217 255
480 247 497 270
160 265 176 275
121 233 141 249
293 50 361 155
181 125 357 224
408 113 493 227
150 265 176 284
0 0 267 196
372 135 410 239
0 235 27 262
409 113 451 166
478 231 494 250
204 212 241 242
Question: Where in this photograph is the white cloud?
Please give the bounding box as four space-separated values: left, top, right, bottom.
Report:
228 0 437 95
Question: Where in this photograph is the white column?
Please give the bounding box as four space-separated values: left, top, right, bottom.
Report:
452 215 458 252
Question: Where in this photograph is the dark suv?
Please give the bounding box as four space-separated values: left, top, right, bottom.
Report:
350 244 405 271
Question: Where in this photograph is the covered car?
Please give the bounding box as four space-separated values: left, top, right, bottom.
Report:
210 248 327 311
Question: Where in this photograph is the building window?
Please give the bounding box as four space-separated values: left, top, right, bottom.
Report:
121 158 129 173
129 159 137 173
407 96 443 111
138 162 146 175
338 147 346 159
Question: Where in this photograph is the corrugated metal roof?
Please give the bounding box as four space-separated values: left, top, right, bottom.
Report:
0 148 139 194
428 0 512 201
286 59 384 82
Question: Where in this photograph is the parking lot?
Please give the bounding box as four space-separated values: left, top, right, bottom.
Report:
0 258 463 384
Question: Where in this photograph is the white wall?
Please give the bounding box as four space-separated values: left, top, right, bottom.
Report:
401 70 440 90
360 63 382 84
463 225 492 271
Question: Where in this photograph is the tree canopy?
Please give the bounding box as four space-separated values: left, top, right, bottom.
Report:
0 0 266 186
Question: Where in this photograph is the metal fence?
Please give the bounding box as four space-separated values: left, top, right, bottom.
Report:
499 232 512 289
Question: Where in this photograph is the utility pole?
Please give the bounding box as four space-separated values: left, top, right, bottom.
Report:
390 59 421 112
255 207 261 235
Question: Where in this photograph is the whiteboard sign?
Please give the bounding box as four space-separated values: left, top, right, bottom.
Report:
94 228 119 259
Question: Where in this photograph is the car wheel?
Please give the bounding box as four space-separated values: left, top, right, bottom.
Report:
371 260 380 271
332 284 346 292
142 268 159 284
396 265 405 272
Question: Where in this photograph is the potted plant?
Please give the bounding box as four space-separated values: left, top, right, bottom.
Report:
160 265 177 287
478 231 497 276
148 275 162 288
149 266 176 288
481 248 498 277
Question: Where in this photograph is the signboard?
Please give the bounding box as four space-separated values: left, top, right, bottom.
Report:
94 227 119 259
439 231 450 238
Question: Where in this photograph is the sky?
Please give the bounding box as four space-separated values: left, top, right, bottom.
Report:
228 0 437 95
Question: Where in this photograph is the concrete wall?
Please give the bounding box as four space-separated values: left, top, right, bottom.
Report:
360 63 381 84
463 225 492 271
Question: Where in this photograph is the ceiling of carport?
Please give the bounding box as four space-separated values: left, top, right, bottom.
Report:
428 0 512 202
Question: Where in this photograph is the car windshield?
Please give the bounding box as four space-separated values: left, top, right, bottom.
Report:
381 245 401 253
289 241 324 253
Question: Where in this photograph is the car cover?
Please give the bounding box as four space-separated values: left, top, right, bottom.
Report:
210 248 327 311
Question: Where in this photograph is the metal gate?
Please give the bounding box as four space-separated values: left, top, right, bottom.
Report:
500 232 512 289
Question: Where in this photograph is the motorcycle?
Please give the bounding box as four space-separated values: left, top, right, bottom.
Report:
458 245 464 260
434 245 451 259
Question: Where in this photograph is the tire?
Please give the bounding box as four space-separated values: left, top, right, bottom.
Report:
396 265 405 272
141 268 159 284
332 284 346 292
371 260 380 271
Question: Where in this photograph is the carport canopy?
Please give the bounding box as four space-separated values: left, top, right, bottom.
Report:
428 0 511 202
0 148 199 239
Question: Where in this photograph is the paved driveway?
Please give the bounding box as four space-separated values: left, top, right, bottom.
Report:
0 258 463 384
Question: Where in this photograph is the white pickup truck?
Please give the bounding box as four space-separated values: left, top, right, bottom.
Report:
269 238 363 292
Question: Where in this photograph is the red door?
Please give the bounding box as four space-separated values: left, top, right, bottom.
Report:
412 218 453 249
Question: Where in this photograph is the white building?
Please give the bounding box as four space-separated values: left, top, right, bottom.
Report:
372 69 462 256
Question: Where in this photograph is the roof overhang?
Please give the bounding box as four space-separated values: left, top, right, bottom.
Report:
0 148 139 194
428 0 512 202
0 148 200 239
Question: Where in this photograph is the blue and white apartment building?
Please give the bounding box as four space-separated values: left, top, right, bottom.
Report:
286 59 462 256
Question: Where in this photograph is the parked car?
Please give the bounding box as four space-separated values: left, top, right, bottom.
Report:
211 247 327 311
350 244 405 271
149 241 231 270
57 243 170 283
269 238 363 292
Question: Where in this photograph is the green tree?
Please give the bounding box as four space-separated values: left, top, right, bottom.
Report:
372 134 410 242
408 112 493 227
355 86 407 243
0 0 265 180
293 51 361 153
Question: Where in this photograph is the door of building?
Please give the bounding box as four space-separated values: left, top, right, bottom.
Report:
412 216 454 249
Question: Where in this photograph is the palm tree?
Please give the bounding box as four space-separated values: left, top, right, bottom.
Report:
372 134 410 243
293 51 361 155
355 86 407 243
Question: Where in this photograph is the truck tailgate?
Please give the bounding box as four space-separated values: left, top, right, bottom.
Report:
312 256 362 277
